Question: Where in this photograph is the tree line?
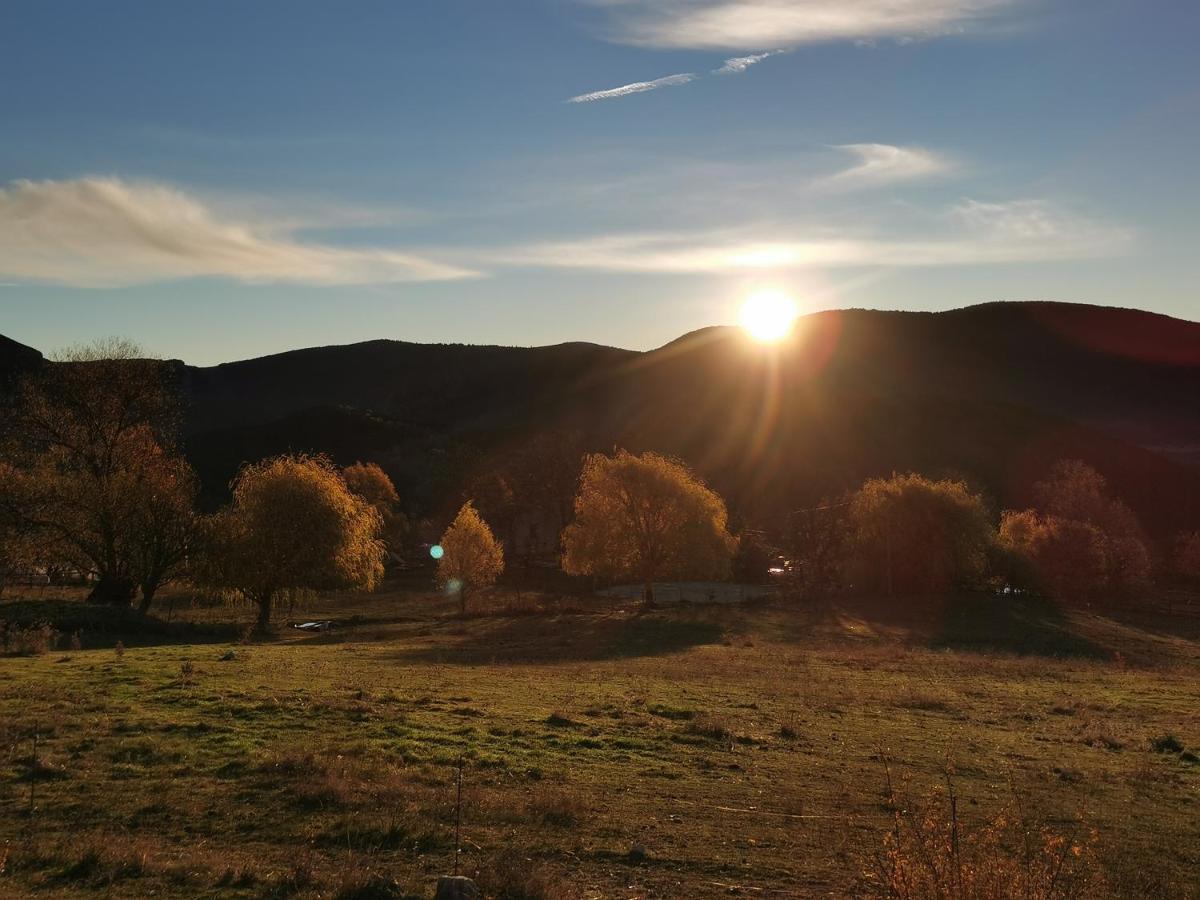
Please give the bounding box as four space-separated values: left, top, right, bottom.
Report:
2 341 1198 631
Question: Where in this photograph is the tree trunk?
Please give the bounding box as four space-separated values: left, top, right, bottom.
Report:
459 587 468 617
255 595 273 634
87 573 136 606
137 578 160 615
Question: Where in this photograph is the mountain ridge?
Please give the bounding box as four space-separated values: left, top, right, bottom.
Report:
3 301 1198 536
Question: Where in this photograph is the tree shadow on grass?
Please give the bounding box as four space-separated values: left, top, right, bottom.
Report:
0 599 243 649
929 592 1108 659
389 610 726 665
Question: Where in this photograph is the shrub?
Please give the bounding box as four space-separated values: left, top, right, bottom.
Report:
999 511 1107 601
472 850 572 900
2 620 60 656
1150 733 1184 754
870 784 1102 899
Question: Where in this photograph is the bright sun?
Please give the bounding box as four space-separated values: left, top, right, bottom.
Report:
739 290 799 343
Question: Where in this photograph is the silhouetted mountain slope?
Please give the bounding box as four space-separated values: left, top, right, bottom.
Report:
3 302 1198 536
0 334 42 377
578 307 1200 537
182 339 635 433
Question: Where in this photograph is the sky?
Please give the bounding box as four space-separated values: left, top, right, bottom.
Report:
0 0 1197 365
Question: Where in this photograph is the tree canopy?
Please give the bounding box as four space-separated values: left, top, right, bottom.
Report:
0 339 195 606
199 454 385 631
1030 459 1151 593
561 449 735 602
847 473 993 596
343 461 408 556
436 501 504 615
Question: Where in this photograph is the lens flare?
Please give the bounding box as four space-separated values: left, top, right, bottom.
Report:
739 290 798 343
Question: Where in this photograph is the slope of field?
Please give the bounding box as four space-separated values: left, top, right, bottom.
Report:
1 587 1197 898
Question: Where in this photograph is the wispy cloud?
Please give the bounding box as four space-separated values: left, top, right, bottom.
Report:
0 177 477 288
816 143 954 190
713 50 785 74
481 199 1128 273
587 0 1023 50
567 72 698 103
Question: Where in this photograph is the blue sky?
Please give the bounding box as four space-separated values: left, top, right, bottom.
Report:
1 0 1197 364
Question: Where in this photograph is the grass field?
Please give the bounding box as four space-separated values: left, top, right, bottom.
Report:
1 582 1198 898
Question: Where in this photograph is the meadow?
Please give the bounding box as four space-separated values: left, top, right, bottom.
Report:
1 582 1198 899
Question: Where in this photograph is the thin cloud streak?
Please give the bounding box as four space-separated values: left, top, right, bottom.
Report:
481 200 1130 273
713 50 784 74
0 177 477 288
587 0 1024 50
567 72 697 103
816 143 954 190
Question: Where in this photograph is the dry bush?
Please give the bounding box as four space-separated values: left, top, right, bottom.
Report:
2 621 60 656
683 713 733 742
471 850 574 900
869 781 1102 899
525 784 588 828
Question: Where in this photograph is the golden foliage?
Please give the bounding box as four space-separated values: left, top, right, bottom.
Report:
343 461 408 553
199 454 384 630
1002 460 1153 600
561 449 735 592
871 784 1101 899
848 473 993 596
436 501 504 614
342 461 400 512
999 510 1107 601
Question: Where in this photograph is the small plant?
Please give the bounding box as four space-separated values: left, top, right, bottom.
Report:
683 714 732 742
114 640 125 658
179 660 195 685
1151 733 1185 754
526 786 588 828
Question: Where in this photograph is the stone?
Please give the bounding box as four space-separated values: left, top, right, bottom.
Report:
434 876 481 900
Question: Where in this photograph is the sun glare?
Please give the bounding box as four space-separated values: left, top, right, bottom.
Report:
739 290 799 343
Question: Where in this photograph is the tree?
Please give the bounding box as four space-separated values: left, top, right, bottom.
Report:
0 462 33 597
786 499 851 601
561 449 735 604
1025 459 1153 596
436 501 504 615
129 450 198 612
1 339 195 606
343 461 408 556
1172 531 1200 587
847 473 993 596
999 509 1108 601
199 454 385 632
732 528 776 584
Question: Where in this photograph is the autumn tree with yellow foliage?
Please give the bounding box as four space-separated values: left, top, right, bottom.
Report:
343 461 408 557
199 454 385 632
562 449 735 604
436 501 504 615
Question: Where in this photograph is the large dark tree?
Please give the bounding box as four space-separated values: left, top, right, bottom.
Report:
1 339 195 606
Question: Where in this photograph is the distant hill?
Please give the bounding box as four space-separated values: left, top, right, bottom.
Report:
0 334 42 377
3 302 1199 537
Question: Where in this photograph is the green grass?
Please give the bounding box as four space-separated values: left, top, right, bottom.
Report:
0 585 1198 897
